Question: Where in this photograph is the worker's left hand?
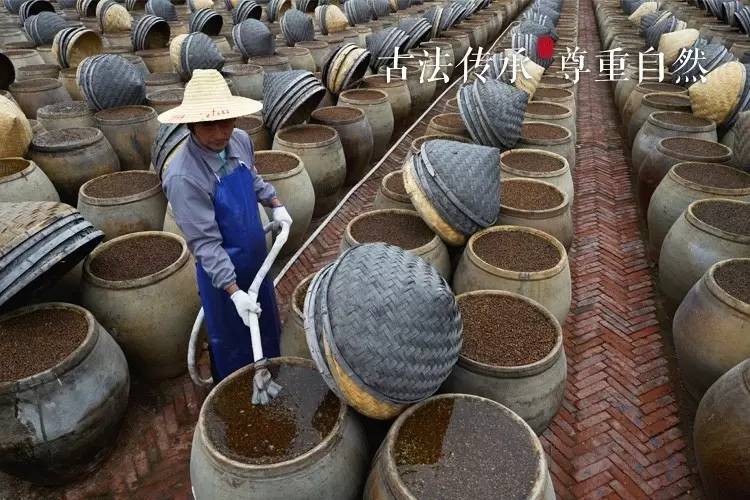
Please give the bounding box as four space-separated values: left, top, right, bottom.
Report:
272 206 293 226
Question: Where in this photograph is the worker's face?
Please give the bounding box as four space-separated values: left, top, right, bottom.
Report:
191 118 236 152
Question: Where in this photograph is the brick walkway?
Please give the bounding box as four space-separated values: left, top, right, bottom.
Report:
0 2 706 498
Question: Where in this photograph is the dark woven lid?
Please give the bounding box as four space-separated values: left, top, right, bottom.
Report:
280 9 315 46
232 0 262 23
307 242 462 404
475 78 528 149
179 32 224 79
421 139 501 230
189 8 223 36
145 0 177 20
233 18 275 58
77 54 146 111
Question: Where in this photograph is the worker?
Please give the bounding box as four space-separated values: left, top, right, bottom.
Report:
157 69 292 382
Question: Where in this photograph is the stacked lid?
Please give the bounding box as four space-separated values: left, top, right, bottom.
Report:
52 27 103 68
267 0 291 22
76 0 97 17
485 49 544 96
76 54 146 110
523 9 553 27
131 14 170 51
145 0 178 21
620 0 643 15
152 123 189 179
304 242 462 419
18 0 55 26
457 78 529 150
722 0 742 25
315 5 349 35
689 61 750 131
232 0 262 23
170 32 225 80
671 37 733 85
645 14 685 49
366 26 410 72
344 0 373 25
189 8 223 36
321 42 370 94
398 16 432 51
96 0 133 33
233 19 275 58
423 3 464 38
369 0 390 19
406 139 501 242
702 0 723 20
24 11 68 45
0 201 104 309
125 0 147 11
512 32 551 70
3 0 27 14
295 0 317 13
280 9 315 46
262 69 325 135
735 6 750 34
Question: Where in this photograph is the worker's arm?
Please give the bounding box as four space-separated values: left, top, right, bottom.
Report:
164 174 237 292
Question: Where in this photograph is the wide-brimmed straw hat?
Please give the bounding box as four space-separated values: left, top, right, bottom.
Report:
158 69 262 124
689 61 746 125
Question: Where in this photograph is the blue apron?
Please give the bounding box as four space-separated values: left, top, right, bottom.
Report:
195 162 281 383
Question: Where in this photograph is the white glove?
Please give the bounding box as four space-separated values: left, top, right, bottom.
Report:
230 290 261 327
272 206 293 226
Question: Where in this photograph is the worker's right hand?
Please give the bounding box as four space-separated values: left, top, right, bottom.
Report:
230 290 262 327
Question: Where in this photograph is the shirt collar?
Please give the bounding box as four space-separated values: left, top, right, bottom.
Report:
187 131 241 173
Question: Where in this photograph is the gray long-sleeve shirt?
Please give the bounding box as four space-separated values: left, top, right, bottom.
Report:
162 129 277 290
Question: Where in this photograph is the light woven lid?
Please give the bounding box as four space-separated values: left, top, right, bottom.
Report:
0 95 32 157
689 61 746 125
658 28 700 66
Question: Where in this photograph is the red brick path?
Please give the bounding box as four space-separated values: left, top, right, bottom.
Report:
0 1 705 498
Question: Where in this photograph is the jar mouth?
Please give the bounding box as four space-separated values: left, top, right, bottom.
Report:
0 158 34 183
686 199 750 243
37 101 92 118
296 40 328 49
455 290 563 374
236 115 264 133
706 258 750 314
221 63 263 77
520 121 571 144
32 127 102 151
346 209 437 251
525 102 572 118
671 162 750 195
468 225 567 279
276 47 310 57
276 124 337 146
650 110 715 131
79 170 162 205
253 151 302 177
658 137 732 162
339 88 388 103
197 357 347 475
499 179 569 215
83 231 189 288
311 105 364 125
500 149 569 177
94 105 157 125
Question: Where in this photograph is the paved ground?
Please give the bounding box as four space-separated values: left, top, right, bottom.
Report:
0 1 706 498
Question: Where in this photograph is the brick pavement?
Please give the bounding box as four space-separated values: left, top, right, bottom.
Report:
0 1 706 497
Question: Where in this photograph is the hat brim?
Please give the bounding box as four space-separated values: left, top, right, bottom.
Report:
157 95 263 123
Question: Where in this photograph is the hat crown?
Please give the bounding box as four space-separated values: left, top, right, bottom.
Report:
183 69 232 103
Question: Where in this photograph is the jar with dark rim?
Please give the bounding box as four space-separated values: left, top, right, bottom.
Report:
638 136 732 211
632 111 718 174
659 199 750 316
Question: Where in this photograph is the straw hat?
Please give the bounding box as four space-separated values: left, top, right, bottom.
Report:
158 69 262 124
0 95 33 158
658 29 700 66
629 2 656 25
689 61 746 125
